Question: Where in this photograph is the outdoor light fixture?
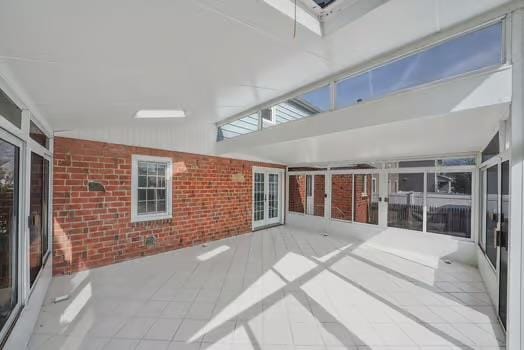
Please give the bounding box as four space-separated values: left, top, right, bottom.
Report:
134 109 186 119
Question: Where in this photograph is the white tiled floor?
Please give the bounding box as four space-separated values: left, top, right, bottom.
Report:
27 226 505 350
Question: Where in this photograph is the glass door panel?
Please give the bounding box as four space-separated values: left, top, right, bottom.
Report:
306 175 314 215
30 153 49 286
0 138 19 337
485 165 498 268
331 174 353 221
354 174 379 225
268 173 279 220
253 172 265 227
387 173 424 231
499 160 509 328
313 175 325 217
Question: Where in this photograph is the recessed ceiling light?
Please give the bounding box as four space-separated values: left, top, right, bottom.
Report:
134 109 186 119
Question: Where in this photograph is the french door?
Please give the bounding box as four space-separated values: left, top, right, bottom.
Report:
253 168 284 229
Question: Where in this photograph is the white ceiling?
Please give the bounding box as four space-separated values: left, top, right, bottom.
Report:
0 0 511 136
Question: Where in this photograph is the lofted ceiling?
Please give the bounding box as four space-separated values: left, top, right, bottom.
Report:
0 0 512 138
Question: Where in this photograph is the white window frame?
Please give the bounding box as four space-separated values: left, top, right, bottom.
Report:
131 155 173 223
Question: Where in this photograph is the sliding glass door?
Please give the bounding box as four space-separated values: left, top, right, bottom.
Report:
0 136 20 342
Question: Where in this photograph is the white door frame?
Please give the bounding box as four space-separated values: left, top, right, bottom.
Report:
252 167 285 230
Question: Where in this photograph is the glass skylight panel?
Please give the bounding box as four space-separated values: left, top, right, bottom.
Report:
312 0 336 9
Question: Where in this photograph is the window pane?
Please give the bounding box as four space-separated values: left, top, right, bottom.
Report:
288 175 306 214
147 176 157 187
158 176 165 188
268 85 331 128
157 189 166 200
147 189 156 201
388 173 424 231
30 153 47 285
147 201 156 212
138 189 146 201
295 85 331 113
138 175 147 187
217 113 259 140
336 72 372 109
0 138 19 332
426 172 472 238
331 174 353 221
336 22 503 109
354 174 379 225
437 158 476 166
485 165 498 266
313 175 325 217
0 88 22 128
29 121 48 148
373 23 502 97
147 163 157 175
137 201 147 214
398 160 436 168
482 132 499 163
138 163 147 175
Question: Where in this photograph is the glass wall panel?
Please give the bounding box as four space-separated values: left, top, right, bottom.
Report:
29 153 49 286
30 121 49 148
482 132 500 163
0 89 22 129
217 113 259 140
499 160 509 328
331 174 353 221
485 165 498 267
388 173 424 231
313 175 325 217
269 85 331 128
336 72 372 109
0 139 19 334
288 175 306 214
354 174 379 225
426 172 472 238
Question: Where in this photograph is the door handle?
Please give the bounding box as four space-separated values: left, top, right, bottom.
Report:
494 221 502 247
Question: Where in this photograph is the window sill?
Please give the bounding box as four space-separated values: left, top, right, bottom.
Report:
131 213 172 223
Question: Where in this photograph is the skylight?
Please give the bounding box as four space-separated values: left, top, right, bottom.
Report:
312 0 336 9
134 110 186 119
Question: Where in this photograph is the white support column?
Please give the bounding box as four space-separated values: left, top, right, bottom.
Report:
508 6 524 350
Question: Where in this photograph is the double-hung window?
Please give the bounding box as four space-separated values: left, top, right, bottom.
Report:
131 155 173 222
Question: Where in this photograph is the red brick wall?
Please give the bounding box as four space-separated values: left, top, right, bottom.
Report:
53 137 283 275
288 175 305 213
313 175 325 217
331 174 353 221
